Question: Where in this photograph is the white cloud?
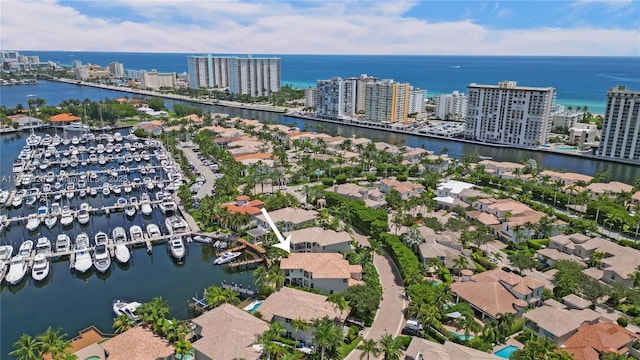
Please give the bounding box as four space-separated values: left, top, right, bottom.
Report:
0 0 638 56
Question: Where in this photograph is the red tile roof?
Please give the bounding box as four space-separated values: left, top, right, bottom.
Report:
563 321 640 360
50 113 81 122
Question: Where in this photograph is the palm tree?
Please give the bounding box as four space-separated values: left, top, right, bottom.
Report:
357 338 379 360
327 293 349 312
37 326 71 359
378 334 402 360
112 314 137 334
291 318 310 339
313 317 344 360
10 334 41 360
453 255 467 281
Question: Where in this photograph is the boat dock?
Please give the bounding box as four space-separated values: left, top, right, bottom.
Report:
221 282 257 297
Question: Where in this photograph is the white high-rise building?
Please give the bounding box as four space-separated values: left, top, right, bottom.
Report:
141 70 177 90
187 55 280 96
364 79 410 123
408 87 427 114
316 77 356 120
305 87 317 108
108 62 125 76
74 65 89 80
355 74 378 113
597 85 640 163
435 91 467 121
464 81 555 147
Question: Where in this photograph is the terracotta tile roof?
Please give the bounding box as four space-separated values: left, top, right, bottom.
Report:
587 181 634 194
257 287 349 323
466 211 500 226
524 305 601 339
562 294 592 309
234 152 273 161
99 326 174 360
450 281 519 318
191 303 269 360
562 321 640 360
50 113 81 122
255 208 317 225
405 337 501 360
285 227 352 247
222 203 263 216
281 253 361 280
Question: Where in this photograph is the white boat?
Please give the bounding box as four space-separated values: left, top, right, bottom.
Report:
123 181 133 194
102 183 111 196
129 225 144 243
113 300 141 321
65 183 75 200
64 122 90 132
0 260 8 283
12 190 25 207
192 235 212 244
5 255 28 285
31 254 50 281
165 215 190 235
89 187 98 197
124 204 136 217
116 197 128 208
114 237 130 264
93 243 111 273
169 236 185 260
146 224 161 239
213 251 242 265
77 208 90 225
60 207 74 227
35 237 52 256
74 233 93 273
25 213 41 231
19 240 33 257
0 189 10 204
0 244 14 261
44 214 57 229
55 234 71 254
112 227 127 243
140 193 153 216
95 231 109 246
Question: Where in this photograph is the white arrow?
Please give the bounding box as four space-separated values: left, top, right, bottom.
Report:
260 208 291 253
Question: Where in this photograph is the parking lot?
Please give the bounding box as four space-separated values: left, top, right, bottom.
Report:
180 144 220 202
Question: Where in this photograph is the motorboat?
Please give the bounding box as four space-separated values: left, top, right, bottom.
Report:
77 208 90 225
0 244 14 261
18 240 33 257
213 251 242 265
114 234 130 264
31 254 50 281
0 189 10 204
5 255 28 285
123 181 133 194
165 215 190 235
129 225 144 243
140 193 153 216
55 234 71 254
25 213 41 231
102 183 111 196
37 205 48 217
146 224 161 239
60 207 74 227
35 237 52 256
50 202 61 216
95 231 109 246
116 197 128 208
12 189 25 207
169 236 185 260
65 183 75 200
73 233 93 273
113 300 141 321
93 243 111 273
64 122 90 132
112 227 127 243
112 185 122 196
124 203 136 218
89 187 98 197
44 214 57 229
192 235 212 244
0 260 8 283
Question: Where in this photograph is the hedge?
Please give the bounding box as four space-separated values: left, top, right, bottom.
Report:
379 232 423 285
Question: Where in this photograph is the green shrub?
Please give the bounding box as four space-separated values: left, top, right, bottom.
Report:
335 173 347 184
396 174 408 182
366 174 377 183
321 177 334 186
618 317 629 327
397 335 412 350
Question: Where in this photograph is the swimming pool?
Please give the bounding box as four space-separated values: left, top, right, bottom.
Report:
494 345 520 359
449 331 474 341
556 147 578 151
243 300 263 313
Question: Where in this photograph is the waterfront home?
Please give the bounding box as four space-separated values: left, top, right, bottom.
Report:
538 170 593 186
546 233 640 288
50 113 81 126
479 160 526 178
190 303 268 360
99 326 174 360
433 180 475 210
379 178 425 200
416 227 471 271
457 188 492 206
450 269 545 320
562 321 640 360
8 115 45 130
227 139 272 158
285 227 353 253
237 153 276 173
401 147 429 164
586 181 634 200
280 252 363 294
257 287 349 345
523 302 601 345
374 142 401 155
421 153 452 173
255 207 317 233
131 121 163 136
631 191 640 212
404 337 501 360
326 183 387 209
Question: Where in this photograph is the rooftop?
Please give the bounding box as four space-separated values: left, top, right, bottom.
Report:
258 286 349 323
281 252 361 280
99 326 174 360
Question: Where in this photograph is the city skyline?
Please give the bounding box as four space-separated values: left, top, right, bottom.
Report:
1 0 639 56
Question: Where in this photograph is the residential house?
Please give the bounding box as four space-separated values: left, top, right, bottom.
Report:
190 303 269 360
416 227 470 270
538 170 593 186
523 304 601 345
457 188 491 206
401 147 429 164
281 252 363 294
221 196 264 217
327 183 387 209
562 321 640 360
404 337 501 360
99 326 174 360
450 269 545 320
433 180 475 209
286 227 352 253
257 287 349 345
586 182 634 200
479 160 526 178
255 208 318 233
379 178 425 200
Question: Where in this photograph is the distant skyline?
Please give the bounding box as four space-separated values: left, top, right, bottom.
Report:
1 0 639 56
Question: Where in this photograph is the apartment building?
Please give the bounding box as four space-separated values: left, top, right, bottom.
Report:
140 69 177 90
435 90 468 121
464 81 556 147
408 87 427 114
304 87 317 108
316 77 356 120
597 85 640 163
108 61 124 77
365 79 410 123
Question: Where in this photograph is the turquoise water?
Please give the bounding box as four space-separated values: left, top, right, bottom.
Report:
494 345 520 359
449 331 474 341
556 147 578 151
248 302 262 313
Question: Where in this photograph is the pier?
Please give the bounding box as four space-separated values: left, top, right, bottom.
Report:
221 282 257 297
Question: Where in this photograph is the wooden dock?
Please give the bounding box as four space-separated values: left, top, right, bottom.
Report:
226 257 265 270
221 282 257 297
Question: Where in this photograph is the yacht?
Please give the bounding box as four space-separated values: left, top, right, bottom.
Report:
158 200 177 215
64 123 90 132
213 251 242 265
35 237 52 256
0 259 8 283
124 203 136 218
113 300 141 321
12 189 25 207
77 208 90 225
25 188 38 206
0 244 14 261
129 225 144 243
114 234 130 264
55 234 71 254
31 254 50 281
25 213 41 231
169 236 185 260
5 255 28 285
73 233 93 273
140 193 153 216
165 215 190 235
44 214 57 229
18 240 33 257
93 242 111 273
146 224 161 239
112 227 127 243
60 207 74 227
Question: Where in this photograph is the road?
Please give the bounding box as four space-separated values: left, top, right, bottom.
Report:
180 144 216 199
345 232 406 360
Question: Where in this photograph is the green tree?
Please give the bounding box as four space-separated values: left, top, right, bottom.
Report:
508 252 538 274
10 334 41 360
112 314 137 334
377 334 402 360
313 317 344 360
36 326 72 359
357 339 379 360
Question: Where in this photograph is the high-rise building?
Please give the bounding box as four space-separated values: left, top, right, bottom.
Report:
316 77 356 120
597 85 640 163
408 87 427 115
74 65 89 80
304 87 317 108
364 79 410 123
464 81 556 147
108 62 125 77
141 70 177 90
355 74 378 113
435 91 467 121
187 55 280 96
71 59 83 68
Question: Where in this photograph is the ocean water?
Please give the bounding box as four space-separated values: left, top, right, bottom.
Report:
21 51 640 114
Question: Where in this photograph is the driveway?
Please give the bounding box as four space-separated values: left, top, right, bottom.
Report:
345 232 406 360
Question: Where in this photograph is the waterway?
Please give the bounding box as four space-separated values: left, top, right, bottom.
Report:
0 129 252 357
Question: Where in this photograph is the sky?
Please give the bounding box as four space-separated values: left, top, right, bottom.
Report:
1 0 639 56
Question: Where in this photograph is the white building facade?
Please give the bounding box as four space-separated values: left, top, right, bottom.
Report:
435 90 467 121
597 85 640 163
108 62 125 77
316 77 357 120
408 87 427 114
140 70 177 90
464 81 556 147
365 79 410 123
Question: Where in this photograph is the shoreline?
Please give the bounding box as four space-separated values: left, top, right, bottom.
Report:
48 78 639 167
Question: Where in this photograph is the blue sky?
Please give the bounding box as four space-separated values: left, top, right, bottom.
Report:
1 0 639 55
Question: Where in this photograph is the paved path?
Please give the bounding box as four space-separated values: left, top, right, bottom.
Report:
345 232 406 360
180 144 216 199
